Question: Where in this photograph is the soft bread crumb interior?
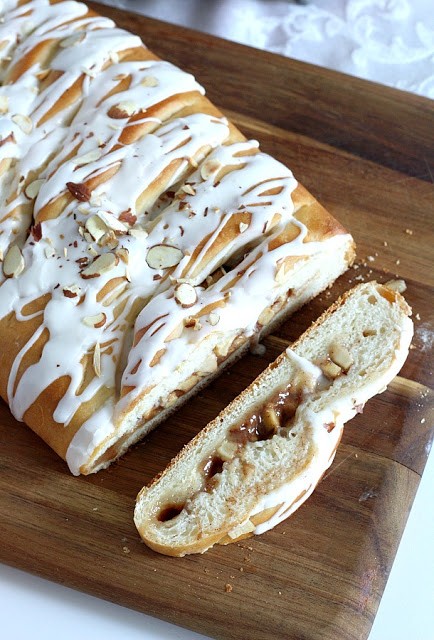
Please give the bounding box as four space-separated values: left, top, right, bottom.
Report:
134 282 412 555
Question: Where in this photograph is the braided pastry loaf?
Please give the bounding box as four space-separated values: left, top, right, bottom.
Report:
0 0 354 474
135 282 413 556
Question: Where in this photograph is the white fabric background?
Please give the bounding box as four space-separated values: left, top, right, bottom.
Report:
99 0 434 98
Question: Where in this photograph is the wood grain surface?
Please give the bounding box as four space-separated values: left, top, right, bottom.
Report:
1 4 433 640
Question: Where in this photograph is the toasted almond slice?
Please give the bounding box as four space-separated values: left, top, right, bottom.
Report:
329 343 353 372
72 148 102 166
181 184 196 196
116 247 129 264
81 66 96 78
83 313 107 328
109 50 119 64
140 74 159 87
63 284 82 299
275 262 287 284
60 32 86 48
93 342 101 377
85 215 108 242
174 282 197 308
99 230 119 250
88 245 98 257
96 210 128 234
258 307 274 326
45 246 56 258
239 222 248 233
24 179 44 199
107 100 137 119
208 312 220 326
12 114 33 134
129 227 148 240
3 245 24 278
81 252 118 279
146 244 183 270
35 68 50 81
0 95 9 114
200 158 221 181
319 359 342 380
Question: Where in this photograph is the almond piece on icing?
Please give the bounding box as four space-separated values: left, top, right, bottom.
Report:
72 148 102 166
67 182 91 202
174 283 197 308
63 284 82 299
0 95 9 114
93 341 101 377
200 158 221 181
146 244 183 270
85 215 108 242
83 313 107 328
107 100 137 119
3 245 24 278
81 252 118 279
140 75 159 87
208 312 220 326
25 179 45 199
12 114 33 134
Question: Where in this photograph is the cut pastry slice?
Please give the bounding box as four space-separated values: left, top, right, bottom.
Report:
134 282 413 556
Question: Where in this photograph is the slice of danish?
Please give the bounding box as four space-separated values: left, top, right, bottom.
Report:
0 0 354 475
134 282 413 556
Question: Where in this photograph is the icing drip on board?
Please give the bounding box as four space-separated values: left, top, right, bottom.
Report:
0 1 352 474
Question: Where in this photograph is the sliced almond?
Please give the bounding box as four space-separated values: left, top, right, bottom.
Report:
0 95 9 114
109 50 119 64
98 230 118 250
67 181 91 202
59 32 86 48
72 148 102 166
107 100 137 119
181 184 196 196
275 262 287 284
200 158 221 181
85 215 108 242
184 316 201 330
88 245 98 257
83 313 107 328
174 283 197 308
146 244 183 270
208 312 220 326
129 227 148 240
140 74 159 87
81 66 96 78
3 245 24 278
12 114 33 134
63 284 82 299
35 68 50 81
81 252 118 279
97 210 128 233
329 343 353 373
45 246 56 258
24 179 44 199
239 222 248 233
115 247 129 264
319 359 342 380
93 342 101 377
258 307 274 326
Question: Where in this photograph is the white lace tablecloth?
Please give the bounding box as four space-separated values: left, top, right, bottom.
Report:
100 0 434 99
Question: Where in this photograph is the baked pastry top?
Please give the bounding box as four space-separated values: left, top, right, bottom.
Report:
0 0 354 474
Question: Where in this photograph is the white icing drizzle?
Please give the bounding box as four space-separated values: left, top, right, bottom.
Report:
0 0 351 475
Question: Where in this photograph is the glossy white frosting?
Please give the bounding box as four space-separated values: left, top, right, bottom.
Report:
0 1 351 474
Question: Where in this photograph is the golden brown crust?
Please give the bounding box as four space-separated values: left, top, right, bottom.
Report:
0 0 354 473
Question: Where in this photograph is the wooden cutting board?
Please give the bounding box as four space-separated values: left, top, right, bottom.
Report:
1 4 433 639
